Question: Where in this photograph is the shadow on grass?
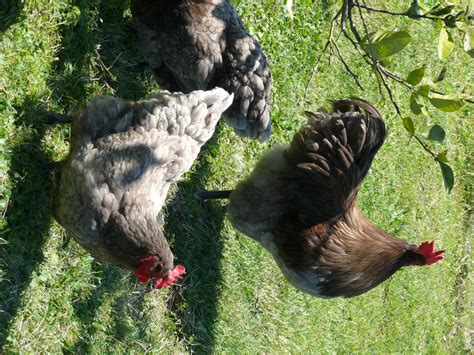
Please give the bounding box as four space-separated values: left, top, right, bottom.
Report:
63 262 147 353
164 127 227 353
22 1 124 348
0 0 25 33
55 0 227 348
0 98 54 346
0 0 226 350
51 0 149 114
51 0 227 350
49 0 152 350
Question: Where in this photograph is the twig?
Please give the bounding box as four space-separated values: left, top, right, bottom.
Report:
376 63 402 116
303 7 342 101
378 65 474 104
303 40 331 102
358 3 439 21
331 39 364 91
340 0 349 31
354 1 402 116
328 38 335 66
414 135 438 159
341 29 359 50
328 31 344 66
354 0 440 158
354 1 385 98
341 29 385 96
1 197 10 220
347 1 362 42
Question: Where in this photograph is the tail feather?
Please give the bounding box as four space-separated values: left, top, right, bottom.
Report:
195 88 234 116
284 98 386 224
147 88 233 143
186 88 233 143
332 98 382 119
287 98 386 169
225 94 272 142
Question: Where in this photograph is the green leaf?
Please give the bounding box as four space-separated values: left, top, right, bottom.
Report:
430 4 456 17
427 2 443 14
421 106 429 116
406 66 425 85
407 0 422 18
435 66 447 82
416 84 432 98
433 18 444 30
438 27 454 60
467 0 474 20
436 150 449 163
416 0 431 11
361 31 412 60
429 93 465 112
427 124 446 143
464 26 474 57
443 10 464 27
410 93 422 115
402 117 415 136
439 162 454 193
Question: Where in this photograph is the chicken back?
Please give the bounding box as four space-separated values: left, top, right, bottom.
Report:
53 88 233 287
132 0 272 141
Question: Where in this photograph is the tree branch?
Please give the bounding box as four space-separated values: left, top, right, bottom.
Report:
304 7 342 101
331 38 364 91
378 65 474 104
357 3 439 21
354 0 440 158
307 0 471 164
414 135 438 159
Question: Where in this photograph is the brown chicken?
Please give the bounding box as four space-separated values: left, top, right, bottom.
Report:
52 88 233 289
201 98 445 298
131 0 272 141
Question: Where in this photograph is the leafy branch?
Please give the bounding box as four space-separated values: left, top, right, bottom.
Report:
305 0 473 193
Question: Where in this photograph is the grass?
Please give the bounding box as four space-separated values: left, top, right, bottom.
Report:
0 0 472 352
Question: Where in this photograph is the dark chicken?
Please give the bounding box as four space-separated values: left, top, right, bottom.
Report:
131 0 272 141
53 88 233 289
202 98 445 297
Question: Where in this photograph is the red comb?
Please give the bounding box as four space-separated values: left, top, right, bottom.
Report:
417 241 445 265
154 264 186 289
135 256 160 283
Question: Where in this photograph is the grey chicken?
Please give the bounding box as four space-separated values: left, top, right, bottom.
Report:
53 88 233 288
131 0 272 141
202 98 444 298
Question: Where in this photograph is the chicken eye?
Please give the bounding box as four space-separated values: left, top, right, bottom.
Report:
153 263 162 273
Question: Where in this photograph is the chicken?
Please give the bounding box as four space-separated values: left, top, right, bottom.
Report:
201 98 445 298
52 88 233 288
131 0 272 141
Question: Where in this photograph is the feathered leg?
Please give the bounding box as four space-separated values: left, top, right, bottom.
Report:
43 111 72 125
38 160 61 172
198 190 233 201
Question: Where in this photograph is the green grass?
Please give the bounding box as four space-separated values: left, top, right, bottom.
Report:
0 0 472 352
